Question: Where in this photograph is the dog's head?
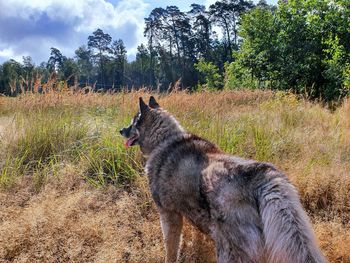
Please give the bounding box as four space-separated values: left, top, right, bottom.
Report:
120 96 184 155
119 96 160 149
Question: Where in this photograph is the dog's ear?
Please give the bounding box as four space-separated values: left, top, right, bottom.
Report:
139 97 150 114
149 96 160 109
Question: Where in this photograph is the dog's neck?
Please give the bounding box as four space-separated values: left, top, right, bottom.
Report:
140 112 185 157
141 133 183 161
140 130 185 158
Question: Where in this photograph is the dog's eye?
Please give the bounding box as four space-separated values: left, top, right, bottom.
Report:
135 118 141 127
134 112 142 126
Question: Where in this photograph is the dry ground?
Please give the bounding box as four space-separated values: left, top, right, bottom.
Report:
0 90 349 263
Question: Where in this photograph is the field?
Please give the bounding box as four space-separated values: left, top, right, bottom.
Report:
0 90 350 263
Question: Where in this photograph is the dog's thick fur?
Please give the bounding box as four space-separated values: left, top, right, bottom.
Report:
120 97 327 263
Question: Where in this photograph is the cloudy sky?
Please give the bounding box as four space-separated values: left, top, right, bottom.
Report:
0 0 277 64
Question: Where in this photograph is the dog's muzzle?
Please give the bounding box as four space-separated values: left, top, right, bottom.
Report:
119 125 131 138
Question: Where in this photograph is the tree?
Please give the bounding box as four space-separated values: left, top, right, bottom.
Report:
209 0 253 62
234 6 278 87
135 44 151 85
88 29 112 88
22 56 35 77
47 47 79 86
145 6 196 88
165 6 195 87
126 45 152 87
21 56 36 91
47 47 64 73
195 58 223 90
60 58 79 86
111 39 127 87
2 1 348 99
144 8 164 87
75 45 93 85
189 4 212 60
0 59 23 94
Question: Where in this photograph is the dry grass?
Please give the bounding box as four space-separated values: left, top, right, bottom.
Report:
0 90 349 262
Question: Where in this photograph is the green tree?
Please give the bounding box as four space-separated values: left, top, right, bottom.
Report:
195 58 223 90
111 39 127 87
47 47 64 73
88 29 112 88
75 45 94 85
21 56 36 91
231 6 278 88
0 59 23 94
144 8 163 86
189 4 212 60
60 58 79 86
129 44 151 86
209 0 253 62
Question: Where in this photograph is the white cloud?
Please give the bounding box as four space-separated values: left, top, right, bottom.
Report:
0 0 149 63
0 47 22 62
205 0 217 8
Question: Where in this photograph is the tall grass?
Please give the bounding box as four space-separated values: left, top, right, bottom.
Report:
1 90 349 216
0 89 349 262
80 130 143 187
0 90 144 189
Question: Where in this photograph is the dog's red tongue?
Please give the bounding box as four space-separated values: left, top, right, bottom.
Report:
124 138 133 149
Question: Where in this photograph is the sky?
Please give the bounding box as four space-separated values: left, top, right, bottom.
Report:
0 0 277 64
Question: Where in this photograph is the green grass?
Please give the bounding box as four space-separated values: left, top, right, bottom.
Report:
0 90 350 262
0 98 142 189
80 131 142 187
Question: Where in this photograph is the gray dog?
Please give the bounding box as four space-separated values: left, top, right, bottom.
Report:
120 96 326 263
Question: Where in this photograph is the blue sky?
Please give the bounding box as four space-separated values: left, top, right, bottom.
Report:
0 0 277 64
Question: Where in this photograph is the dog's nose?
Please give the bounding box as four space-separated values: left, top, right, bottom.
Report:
119 129 124 135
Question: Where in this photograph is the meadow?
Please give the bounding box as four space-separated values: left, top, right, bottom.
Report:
0 89 349 262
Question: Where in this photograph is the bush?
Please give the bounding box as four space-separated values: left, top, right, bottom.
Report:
194 58 223 90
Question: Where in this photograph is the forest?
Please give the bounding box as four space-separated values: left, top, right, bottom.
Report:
0 0 349 101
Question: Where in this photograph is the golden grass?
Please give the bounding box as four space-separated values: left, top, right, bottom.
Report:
0 90 349 262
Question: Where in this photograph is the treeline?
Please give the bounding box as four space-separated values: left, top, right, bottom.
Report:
0 0 349 101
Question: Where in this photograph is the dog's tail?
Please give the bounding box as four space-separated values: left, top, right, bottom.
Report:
257 169 327 263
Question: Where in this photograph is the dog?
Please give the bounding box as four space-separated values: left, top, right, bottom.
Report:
120 96 326 263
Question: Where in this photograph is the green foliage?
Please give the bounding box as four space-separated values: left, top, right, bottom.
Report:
322 35 349 99
75 46 94 84
225 60 256 89
228 0 350 101
344 63 350 91
0 60 23 94
195 59 223 90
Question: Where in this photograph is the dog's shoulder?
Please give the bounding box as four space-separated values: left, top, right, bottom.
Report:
145 133 221 177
